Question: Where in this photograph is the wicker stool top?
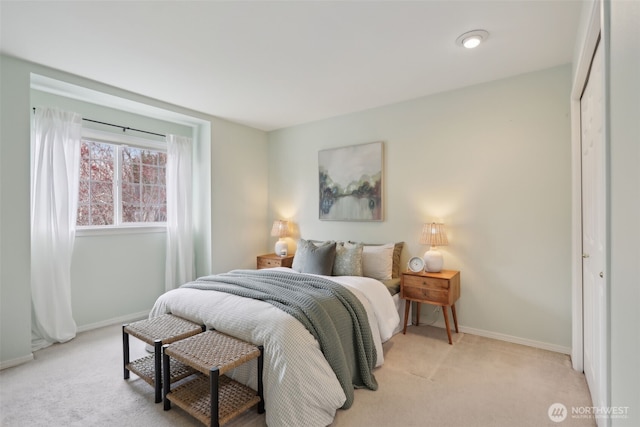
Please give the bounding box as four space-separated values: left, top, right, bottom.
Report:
165 330 260 376
125 314 203 345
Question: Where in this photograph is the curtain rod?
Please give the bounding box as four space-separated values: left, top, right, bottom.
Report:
32 108 166 138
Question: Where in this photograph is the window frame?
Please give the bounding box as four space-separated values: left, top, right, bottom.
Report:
76 128 167 236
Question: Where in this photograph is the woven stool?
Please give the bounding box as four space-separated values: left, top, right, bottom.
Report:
123 314 205 403
162 330 265 427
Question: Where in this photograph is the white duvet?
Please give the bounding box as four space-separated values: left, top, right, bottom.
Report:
149 267 399 427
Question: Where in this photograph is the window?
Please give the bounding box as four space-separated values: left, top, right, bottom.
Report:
77 138 166 227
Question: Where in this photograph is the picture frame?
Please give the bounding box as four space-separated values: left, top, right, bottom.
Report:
318 141 383 221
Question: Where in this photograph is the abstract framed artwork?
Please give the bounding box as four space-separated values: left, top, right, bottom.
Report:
318 141 383 221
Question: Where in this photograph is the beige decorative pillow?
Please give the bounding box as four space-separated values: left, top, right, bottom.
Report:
332 242 363 276
351 241 404 278
361 243 394 281
391 242 404 278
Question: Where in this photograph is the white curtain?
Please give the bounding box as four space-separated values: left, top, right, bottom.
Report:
165 134 194 291
31 107 82 350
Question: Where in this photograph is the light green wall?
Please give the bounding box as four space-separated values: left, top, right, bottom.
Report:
607 0 640 424
268 65 573 350
0 55 269 368
70 233 167 328
211 120 269 272
0 55 32 366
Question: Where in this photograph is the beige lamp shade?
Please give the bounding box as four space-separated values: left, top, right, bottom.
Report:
419 223 448 246
271 220 290 256
419 223 448 272
271 220 290 238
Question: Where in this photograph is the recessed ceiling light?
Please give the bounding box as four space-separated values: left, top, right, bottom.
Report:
456 30 489 49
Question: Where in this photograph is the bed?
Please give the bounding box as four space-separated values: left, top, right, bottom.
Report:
149 240 405 426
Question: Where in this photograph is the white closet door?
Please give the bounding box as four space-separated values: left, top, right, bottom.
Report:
580 38 607 423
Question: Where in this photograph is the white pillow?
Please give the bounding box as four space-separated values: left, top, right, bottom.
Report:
362 243 394 281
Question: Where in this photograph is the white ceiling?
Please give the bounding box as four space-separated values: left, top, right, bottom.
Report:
0 1 583 131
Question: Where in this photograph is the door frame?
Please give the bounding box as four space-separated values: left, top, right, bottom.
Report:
570 0 609 421
571 0 600 374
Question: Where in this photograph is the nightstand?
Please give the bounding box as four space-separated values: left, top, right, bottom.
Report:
401 269 460 344
256 253 294 269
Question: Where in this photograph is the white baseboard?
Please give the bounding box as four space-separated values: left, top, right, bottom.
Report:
429 320 572 355
76 310 149 333
0 353 34 371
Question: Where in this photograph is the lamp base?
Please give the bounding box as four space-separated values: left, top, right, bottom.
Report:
423 248 443 272
275 239 288 257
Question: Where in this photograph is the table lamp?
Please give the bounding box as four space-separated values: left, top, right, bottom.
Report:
420 222 449 272
271 220 290 256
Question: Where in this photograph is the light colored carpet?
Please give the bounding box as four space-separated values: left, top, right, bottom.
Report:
0 324 594 426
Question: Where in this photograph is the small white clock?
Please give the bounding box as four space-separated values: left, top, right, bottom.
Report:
408 256 425 272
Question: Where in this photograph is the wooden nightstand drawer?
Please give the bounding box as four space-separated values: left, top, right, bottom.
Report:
256 254 294 269
403 275 450 290
403 285 449 304
257 258 280 269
